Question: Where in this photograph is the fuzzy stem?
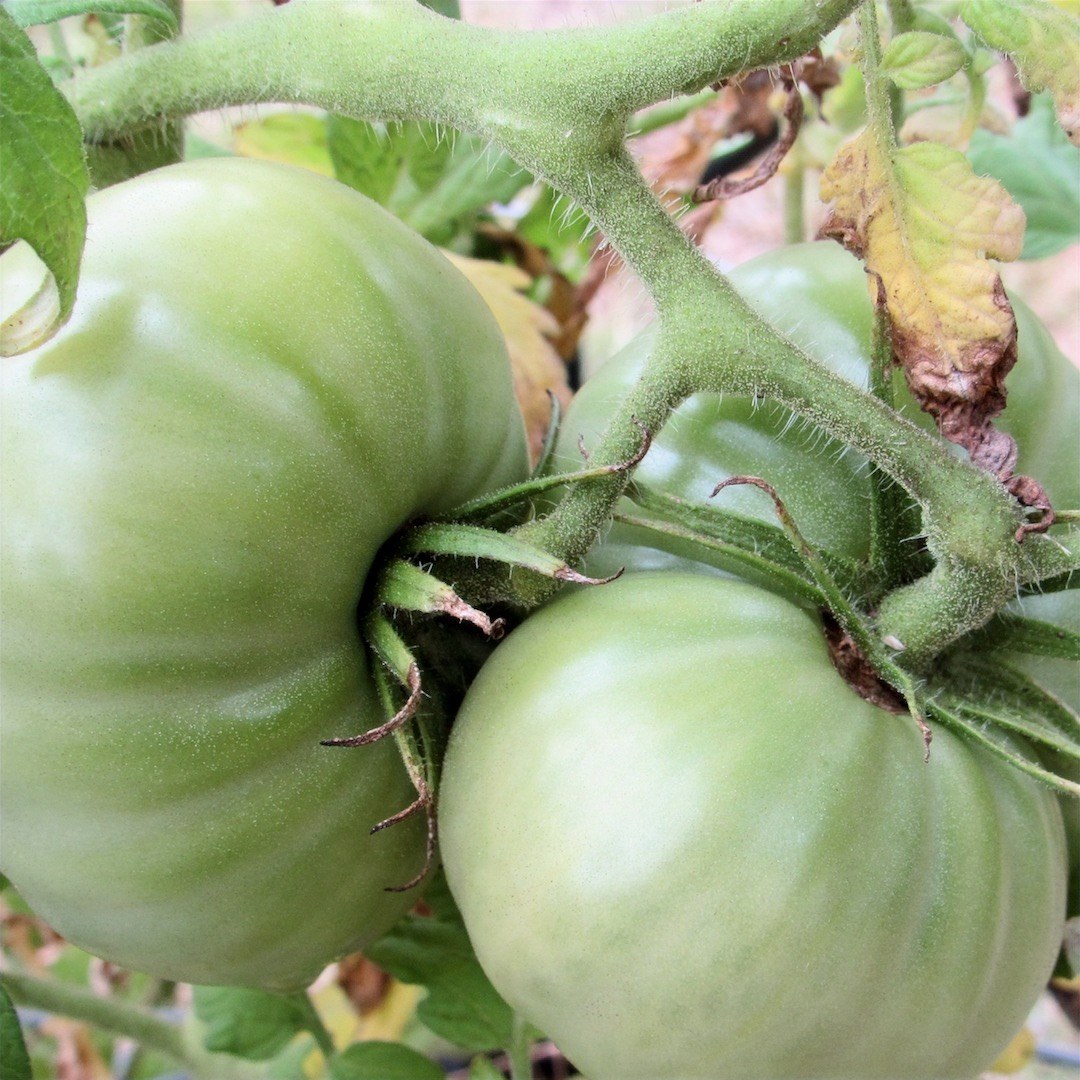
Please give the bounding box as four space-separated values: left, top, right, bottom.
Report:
2 971 187 1062
1 971 270 1080
507 1012 533 1080
783 134 806 245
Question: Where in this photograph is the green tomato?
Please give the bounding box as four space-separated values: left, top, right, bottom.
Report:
557 242 1079 578
439 573 1067 1080
0 159 528 990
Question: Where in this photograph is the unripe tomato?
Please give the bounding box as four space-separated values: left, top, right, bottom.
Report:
439 573 1068 1080
0 159 528 990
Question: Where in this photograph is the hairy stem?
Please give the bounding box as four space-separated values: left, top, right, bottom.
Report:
1 971 271 1079
2 971 187 1062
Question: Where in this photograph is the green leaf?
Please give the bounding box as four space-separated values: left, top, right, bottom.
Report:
516 184 594 279
419 0 459 17
234 113 334 176
329 1042 444 1080
193 986 311 1061
4 0 178 30
881 31 967 90
966 610 1080 660
969 94 1080 259
365 871 518 1051
0 6 88 355
468 1057 506 1080
962 0 1080 145
327 116 404 206
327 116 527 244
0 984 32 1080
4 0 177 29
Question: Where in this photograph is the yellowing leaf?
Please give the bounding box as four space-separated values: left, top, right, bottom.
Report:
446 253 571 465
820 130 1026 475
988 1025 1036 1073
234 113 334 176
962 0 1080 145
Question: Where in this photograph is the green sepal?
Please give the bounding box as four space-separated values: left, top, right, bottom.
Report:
940 694 1080 764
941 658 1080 741
927 699 1080 796
964 613 1080 660
400 522 618 585
627 482 864 598
376 559 503 637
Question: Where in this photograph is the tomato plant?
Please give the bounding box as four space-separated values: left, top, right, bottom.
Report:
2 0 1078 1078
439 571 1069 1080
0 157 528 991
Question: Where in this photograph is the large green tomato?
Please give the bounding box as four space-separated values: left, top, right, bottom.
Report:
0 159 528 990
439 573 1068 1080
556 242 1079 577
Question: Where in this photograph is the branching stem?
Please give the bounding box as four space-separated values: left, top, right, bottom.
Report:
60 0 1069 661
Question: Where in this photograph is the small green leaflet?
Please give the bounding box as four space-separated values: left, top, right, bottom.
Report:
468 1056 507 1079
969 94 1080 260
419 0 459 17
4 0 178 31
880 31 967 90
326 116 528 246
0 6 88 355
193 986 314 1061
0 984 32 1080
328 1042 444 1080
365 871 522 1052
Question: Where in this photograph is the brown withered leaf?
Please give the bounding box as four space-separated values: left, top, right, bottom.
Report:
337 954 393 1015
476 224 589 361
445 253 571 465
695 80 804 202
819 131 1042 517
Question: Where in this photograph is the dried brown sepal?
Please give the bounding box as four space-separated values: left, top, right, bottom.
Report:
320 663 422 748
433 593 505 639
823 612 907 715
337 954 393 1016
377 786 438 894
1006 475 1056 540
553 565 625 586
694 78 804 202
792 48 842 103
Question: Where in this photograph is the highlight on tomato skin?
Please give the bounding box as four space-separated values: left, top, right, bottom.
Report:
439 571 1070 1080
0 157 529 992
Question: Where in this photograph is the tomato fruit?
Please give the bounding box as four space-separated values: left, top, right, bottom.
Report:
555 242 1079 579
0 159 528 990
439 573 1068 1080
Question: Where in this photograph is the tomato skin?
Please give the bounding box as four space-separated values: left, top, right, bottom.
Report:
0 159 528 990
557 242 1079 578
439 573 1067 1080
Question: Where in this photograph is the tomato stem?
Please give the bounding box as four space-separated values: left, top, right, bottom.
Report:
0 971 265 1079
